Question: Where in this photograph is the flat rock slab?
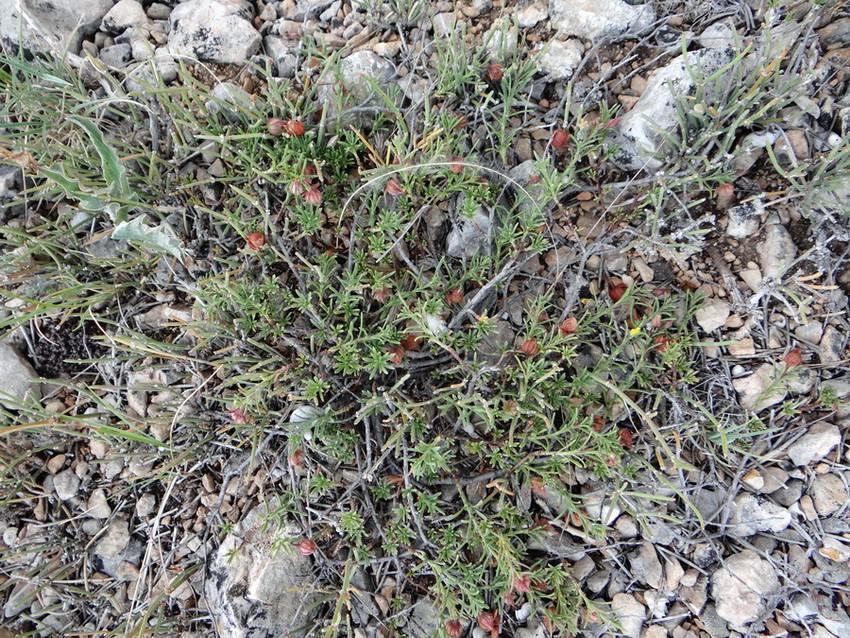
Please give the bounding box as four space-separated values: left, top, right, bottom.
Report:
0 0 112 54
206 500 316 638
168 0 261 65
711 549 779 627
787 422 840 466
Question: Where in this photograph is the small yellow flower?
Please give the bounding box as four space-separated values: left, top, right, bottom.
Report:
630 326 642 336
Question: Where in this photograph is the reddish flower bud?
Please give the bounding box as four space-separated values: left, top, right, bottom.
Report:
784 347 803 368
227 408 249 424
388 346 404 364
552 129 570 149
445 288 464 305
303 187 323 205
445 619 464 638
559 317 578 336
716 182 735 209
385 178 405 195
296 538 317 555
372 286 391 303
283 119 306 136
400 334 422 351
246 232 266 251
514 574 532 593
448 156 465 173
618 428 634 448
267 117 286 134
477 610 499 633
518 337 539 356
290 179 304 196
609 282 628 302
288 449 305 466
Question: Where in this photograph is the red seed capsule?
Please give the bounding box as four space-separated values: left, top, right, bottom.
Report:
552 129 570 149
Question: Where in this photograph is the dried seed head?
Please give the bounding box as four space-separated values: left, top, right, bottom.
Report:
485 62 504 81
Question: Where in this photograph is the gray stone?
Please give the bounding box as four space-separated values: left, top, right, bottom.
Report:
206 501 317 638
0 342 41 409
680 573 708 615
99 43 133 68
733 363 786 411
819 325 846 364
787 422 841 466
607 47 737 171
282 0 334 21
207 82 255 121
168 0 261 66
711 550 779 627
728 493 791 537
432 13 456 38
101 0 150 34
95 519 131 560
136 493 157 517
86 489 112 519
537 38 583 80
695 298 730 333
549 0 655 42
699 22 736 49
820 604 850 638
726 200 763 239
483 17 518 60
147 3 172 20
630 542 663 589
771 478 804 507
611 593 645 638
759 220 796 281
53 469 80 501
0 0 112 54
264 35 299 78
398 74 432 103
316 50 395 119
516 2 548 28
699 603 730 637
406 600 440 638
810 473 848 517
447 208 494 259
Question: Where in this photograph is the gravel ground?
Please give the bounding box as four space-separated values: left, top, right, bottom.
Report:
1 1 849 638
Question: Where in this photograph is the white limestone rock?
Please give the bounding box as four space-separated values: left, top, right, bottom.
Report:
549 0 655 42
206 501 317 638
711 550 779 627
0 0 112 54
787 422 840 466
607 47 738 171
168 0 261 66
